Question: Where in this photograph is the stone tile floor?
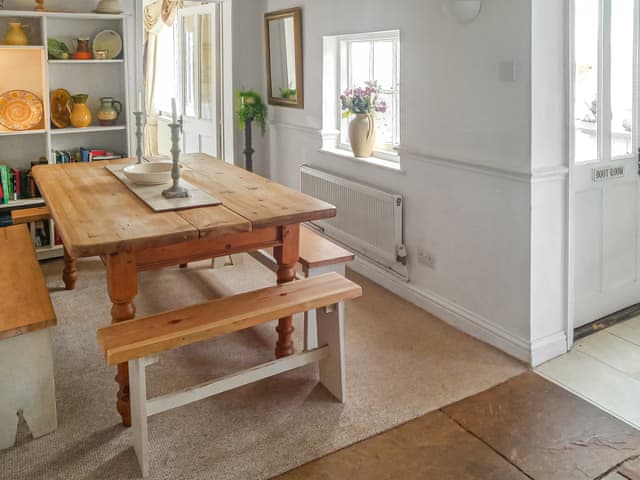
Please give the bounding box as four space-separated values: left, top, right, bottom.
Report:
275 372 640 480
538 316 640 430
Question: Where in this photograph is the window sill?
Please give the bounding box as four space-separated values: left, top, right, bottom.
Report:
319 147 404 173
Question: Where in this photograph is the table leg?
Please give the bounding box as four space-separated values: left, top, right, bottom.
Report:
273 224 300 358
106 251 138 427
62 247 78 291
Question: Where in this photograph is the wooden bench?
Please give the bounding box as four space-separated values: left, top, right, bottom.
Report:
249 225 355 350
0 224 57 449
10 206 51 225
97 272 361 477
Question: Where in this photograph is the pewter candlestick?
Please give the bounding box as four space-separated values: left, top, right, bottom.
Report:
162 117 189 199
133 111 145 164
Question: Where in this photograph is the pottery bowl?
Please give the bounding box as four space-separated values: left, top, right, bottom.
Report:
123 162 172 185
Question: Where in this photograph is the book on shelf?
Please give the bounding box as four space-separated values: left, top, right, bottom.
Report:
0 164 42 205
55 148 124 164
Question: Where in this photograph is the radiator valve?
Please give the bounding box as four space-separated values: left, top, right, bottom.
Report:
396 244 408 265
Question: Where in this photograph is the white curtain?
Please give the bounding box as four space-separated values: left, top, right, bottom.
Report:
143 0 182 156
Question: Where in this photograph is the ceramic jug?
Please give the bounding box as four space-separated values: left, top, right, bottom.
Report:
70 94 92 128
72 37 92 60
97 97 122 126
4 23 29 46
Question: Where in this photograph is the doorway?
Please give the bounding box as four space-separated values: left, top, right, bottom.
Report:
572 0 639 329
143 1 223 159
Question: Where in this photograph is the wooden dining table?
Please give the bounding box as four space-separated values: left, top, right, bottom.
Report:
32 154 336 426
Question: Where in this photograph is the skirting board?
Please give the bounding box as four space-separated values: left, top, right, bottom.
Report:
350 256 568 366
530 332 568 367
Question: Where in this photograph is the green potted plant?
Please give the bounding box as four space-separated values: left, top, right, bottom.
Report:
236 90 267 172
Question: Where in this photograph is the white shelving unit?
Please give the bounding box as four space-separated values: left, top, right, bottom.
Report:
0 9 133 260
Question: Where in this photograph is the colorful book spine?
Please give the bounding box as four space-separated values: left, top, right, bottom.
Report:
0 166 10 204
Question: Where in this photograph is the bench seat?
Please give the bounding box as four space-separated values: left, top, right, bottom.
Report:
10 206 52 225
0 224 57 449
97 272 361 477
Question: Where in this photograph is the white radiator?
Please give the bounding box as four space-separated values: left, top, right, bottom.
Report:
300 165 408 280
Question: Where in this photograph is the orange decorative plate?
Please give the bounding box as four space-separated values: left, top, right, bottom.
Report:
0 90 43 131
50 88 72 129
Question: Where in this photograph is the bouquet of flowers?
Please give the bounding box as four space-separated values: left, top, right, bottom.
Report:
340 81 387 118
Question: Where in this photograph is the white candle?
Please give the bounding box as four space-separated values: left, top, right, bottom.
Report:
171 98 177 124
137 91 143 113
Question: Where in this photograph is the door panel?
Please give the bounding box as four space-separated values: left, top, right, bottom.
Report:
575 189 603 298
574 160 640 326
178 4 220 157
572 0 639 327
603 182 637 288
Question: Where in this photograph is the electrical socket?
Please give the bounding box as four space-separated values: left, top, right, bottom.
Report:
417 248 436 269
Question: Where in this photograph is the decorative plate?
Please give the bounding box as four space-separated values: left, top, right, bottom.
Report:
92 30 122 59
50 88 72 129
0 90 43 131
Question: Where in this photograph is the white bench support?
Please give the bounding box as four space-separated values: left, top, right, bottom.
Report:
128 303 345 478
248 250 348 351
0 329 57 450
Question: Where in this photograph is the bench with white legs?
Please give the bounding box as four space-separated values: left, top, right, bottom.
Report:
0 224 57 450
97 272 361 477
250 225 355 350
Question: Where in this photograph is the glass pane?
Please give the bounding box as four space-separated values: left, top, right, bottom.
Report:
200 14 214 121
574 0 599 163
611 0 634 158
154 24 176 114
182 15 197 118
349 41 370 87
375 92 394 147
373 41 393 90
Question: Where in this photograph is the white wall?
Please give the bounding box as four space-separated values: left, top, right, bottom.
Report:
231 0 268 173
263 0 541 362
530 0 569 364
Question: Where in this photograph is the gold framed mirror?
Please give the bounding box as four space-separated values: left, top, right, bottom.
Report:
264 7 303 108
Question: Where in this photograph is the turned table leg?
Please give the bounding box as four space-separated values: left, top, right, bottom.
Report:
106 251 138 427
62 247 78 291
273 224 300 358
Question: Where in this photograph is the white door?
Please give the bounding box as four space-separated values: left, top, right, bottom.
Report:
573 0 639 327
177 4 221 157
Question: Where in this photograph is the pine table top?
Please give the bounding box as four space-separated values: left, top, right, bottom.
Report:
32 154 336 258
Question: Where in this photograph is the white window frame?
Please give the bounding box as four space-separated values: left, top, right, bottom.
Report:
322 30 401 166
571 0 639 165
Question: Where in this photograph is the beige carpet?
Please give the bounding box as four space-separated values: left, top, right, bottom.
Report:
1 256 525 479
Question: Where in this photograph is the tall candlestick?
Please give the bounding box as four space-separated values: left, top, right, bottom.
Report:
171 98 177 124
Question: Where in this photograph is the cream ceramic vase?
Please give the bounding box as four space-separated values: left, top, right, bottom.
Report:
4 23 29 46
348 114 376 157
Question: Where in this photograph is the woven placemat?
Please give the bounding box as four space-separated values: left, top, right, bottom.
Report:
106 164 222 212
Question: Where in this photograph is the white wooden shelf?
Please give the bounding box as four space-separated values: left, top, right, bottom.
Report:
0 198 45 210
0 11 126 20
36 245 64 261
48 59 124 64
0 129 47 137
0 45 45 51
0 9 132 261
50 125 127 135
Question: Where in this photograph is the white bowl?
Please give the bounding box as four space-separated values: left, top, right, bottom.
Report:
123 162 172 186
